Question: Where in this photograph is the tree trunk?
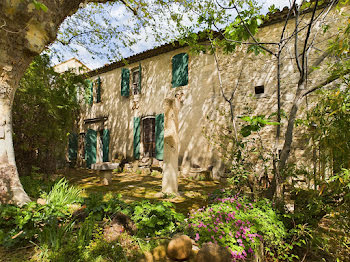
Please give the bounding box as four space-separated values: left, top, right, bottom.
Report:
0 98 31 205
278 81 305 175
0 0 85 204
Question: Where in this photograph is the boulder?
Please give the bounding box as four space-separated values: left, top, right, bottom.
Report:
195 243 231 262
166 235 192 261
112 212 137 235
153 244 168 261
103 223 125 242
36 198 46 205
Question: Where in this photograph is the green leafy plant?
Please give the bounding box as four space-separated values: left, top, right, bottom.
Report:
41 178 83 208
13 54 87 176
130 200 185 238
188 191 286 260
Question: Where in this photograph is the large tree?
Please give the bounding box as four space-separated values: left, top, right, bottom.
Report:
0 0 181 205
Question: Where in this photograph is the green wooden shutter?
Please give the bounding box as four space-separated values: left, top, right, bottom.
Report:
88 80 93 105
121 68 130 97
96 77 101 103
138 63 142 93
133 117 141 159
68 133 78 161
171 53 189 88
102 129 110 162
86 129 97 168
155 113 164 160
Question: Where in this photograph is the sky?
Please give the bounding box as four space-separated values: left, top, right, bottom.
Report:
50 0 296 70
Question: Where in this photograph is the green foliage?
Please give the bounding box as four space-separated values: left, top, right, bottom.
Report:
37 218 75 253
20 173 57 199
41 178 83 208
0 179 83 247
306 86 350 174
83 192 126 220
130 200 185 238
32 0 48 12
204 111 276 193
240 115 279 137
187 192 286 260
81 229 137 262
13 54 87 175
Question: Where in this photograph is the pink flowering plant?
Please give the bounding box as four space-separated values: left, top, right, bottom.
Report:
187 190 286 261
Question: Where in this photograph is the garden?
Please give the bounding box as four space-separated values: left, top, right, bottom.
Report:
0 161 349 261
1 0 350 261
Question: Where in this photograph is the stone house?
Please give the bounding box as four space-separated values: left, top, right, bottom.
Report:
70 4 348 181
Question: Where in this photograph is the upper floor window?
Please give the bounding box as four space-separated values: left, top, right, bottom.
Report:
132 65 141 95
172 53 188 88
121 63 142 97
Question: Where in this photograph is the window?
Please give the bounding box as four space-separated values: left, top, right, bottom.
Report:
121 64 141 97
132 67 140 95
255 85 265 95
172 53 189 88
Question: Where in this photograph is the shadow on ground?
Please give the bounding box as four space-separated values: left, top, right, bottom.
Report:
59 168 225 214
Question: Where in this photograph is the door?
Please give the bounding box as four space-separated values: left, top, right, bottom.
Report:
143 117 156 157
85 129 97 168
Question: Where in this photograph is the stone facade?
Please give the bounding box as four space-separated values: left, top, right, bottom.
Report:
74 5 349 180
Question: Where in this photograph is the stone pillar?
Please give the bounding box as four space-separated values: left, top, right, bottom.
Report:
162 98 179 194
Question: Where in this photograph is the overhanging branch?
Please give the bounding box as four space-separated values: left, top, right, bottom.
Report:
302 69 350 97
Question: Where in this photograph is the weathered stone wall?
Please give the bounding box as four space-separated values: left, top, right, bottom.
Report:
78 4 349 178
214 5 349 176
78 46 221 175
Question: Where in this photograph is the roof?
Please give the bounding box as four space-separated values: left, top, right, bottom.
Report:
88 41 185 77
88 1 331 77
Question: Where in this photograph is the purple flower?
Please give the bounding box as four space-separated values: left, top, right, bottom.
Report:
195 233 200 241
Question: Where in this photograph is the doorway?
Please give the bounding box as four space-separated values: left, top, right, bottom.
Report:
142 117 155 158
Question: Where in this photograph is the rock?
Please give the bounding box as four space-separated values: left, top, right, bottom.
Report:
36 198 46 205
138 251 154 262
103 223 125 242
72 204 87 221
195 243 231 262
166 235 192 261
112 212 137 235
153 244 167 261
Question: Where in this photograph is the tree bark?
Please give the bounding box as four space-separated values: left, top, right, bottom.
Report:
0 0 104 205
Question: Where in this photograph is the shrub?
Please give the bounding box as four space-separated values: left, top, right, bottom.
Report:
41 178 83 207
83 194 185 238
130 200 185 238
0 179 82 247
187 192 286 260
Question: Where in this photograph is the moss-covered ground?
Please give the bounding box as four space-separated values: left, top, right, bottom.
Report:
60 168 224 214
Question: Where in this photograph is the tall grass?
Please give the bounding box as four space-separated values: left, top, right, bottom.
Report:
42 178 83 207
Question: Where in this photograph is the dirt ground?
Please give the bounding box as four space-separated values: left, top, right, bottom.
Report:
60 168 225 214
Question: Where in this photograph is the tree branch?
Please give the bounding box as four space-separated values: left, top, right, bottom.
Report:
302 69 350 97
88 0 138 15
216 0 276 56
